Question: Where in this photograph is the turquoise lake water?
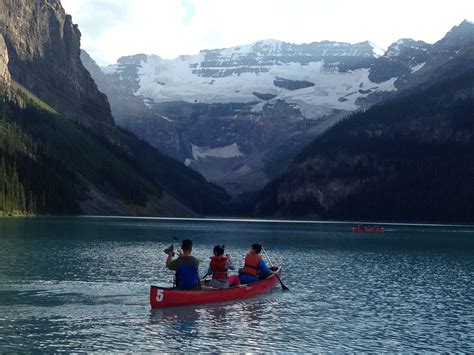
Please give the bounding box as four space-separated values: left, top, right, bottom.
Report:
0 217 473 352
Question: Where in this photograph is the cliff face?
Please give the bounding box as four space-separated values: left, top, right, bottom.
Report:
80 50 155 128
0 0 114 132
0 33 10 85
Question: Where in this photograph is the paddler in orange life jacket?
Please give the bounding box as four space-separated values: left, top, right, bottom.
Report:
166 239 200 289
239 243 271 284
207 245 241 289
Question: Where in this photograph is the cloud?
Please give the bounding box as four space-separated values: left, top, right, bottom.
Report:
62 0 474 65
63 0 190 64
63 0 131 37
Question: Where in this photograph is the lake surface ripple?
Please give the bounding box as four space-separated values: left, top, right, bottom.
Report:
0 217 473 352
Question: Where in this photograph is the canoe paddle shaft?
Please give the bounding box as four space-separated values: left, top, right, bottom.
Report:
260 245 289 291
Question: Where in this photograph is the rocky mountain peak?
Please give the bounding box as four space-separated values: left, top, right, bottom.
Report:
379 39 431 79
116 54 152 66
0 0 114 134
385 38 430 58
457 19 474 29
434 19 474 50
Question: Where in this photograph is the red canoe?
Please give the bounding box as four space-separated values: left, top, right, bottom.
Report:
150 267 282 309
352 226 385 233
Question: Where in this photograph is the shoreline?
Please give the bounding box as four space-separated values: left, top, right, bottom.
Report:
1 214 473 228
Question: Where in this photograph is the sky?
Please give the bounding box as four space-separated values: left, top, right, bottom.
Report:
61 0 474 66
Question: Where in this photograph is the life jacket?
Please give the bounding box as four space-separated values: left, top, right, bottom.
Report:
176 256 199 289
210 255 228 280
240 254 261 277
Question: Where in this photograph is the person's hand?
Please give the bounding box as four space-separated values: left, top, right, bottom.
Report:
164 243 174 257
177 249 183 257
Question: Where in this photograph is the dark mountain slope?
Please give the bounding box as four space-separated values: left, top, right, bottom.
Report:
1 85 183 216
1 80 230 216
255 61 474 222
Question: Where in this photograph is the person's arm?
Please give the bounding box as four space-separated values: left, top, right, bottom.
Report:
207 262 212 276
195 257 201 279
226 256 235 270
165 244 177 269
166 257 178 271
258 259 271 277
166 253 173 268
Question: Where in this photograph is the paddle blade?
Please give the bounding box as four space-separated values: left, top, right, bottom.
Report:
276 274 289 291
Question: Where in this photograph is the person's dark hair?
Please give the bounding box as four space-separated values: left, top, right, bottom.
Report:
251 243 262 254
213 245 225 256
181 239 193 252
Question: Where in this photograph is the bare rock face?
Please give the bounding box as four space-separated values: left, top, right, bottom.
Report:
0 0 114 133
0 33 10 85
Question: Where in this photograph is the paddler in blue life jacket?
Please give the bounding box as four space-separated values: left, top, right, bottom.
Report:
238 243 271 284
166 239 200 289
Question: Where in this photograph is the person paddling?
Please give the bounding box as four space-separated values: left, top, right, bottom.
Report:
207 245 240 289
166 239 200 289
239 243 271 284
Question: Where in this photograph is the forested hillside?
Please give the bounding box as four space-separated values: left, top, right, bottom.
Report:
255 56 474 222
0 85 229 216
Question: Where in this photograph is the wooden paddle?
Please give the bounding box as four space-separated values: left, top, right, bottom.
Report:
260 245 289 291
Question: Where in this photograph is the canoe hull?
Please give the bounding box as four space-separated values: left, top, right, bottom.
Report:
150 268 282 309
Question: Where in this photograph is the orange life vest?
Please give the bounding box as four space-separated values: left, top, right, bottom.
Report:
241 254 261 277
210 255 228 280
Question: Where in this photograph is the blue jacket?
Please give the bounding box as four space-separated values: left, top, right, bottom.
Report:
168 256 200 289
239 259 270 284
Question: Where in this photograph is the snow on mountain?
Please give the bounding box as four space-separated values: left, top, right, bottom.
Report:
104 39 394 110
192 143 245 160
410 62 426 73
126 58 396 115
368 41 386 57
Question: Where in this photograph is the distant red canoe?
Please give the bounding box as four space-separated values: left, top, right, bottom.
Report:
150 267 282 309
352 226 385 233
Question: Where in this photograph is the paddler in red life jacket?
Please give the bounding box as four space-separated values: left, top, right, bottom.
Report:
165 239 200 289
238 243 271 284
207 245 241 289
